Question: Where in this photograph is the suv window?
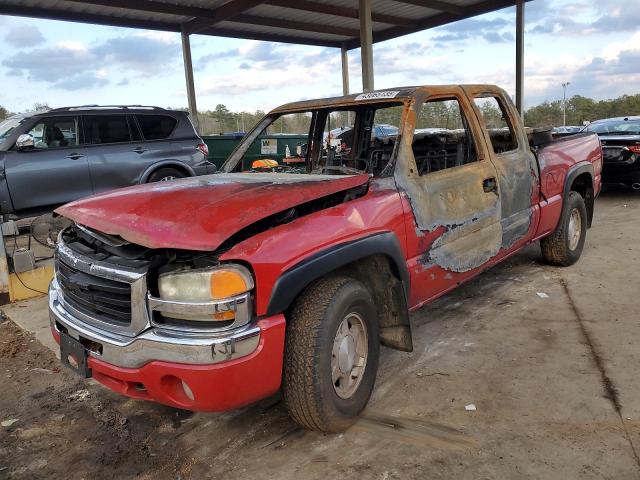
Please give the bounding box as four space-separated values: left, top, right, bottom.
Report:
136 114 177 140
26 116 78 149
84 115 132 144
412 98 477 175
473 96 518 153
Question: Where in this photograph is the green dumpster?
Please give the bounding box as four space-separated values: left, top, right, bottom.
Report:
203 134 308 170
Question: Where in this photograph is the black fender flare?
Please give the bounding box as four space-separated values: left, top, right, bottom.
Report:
563 162 595 226
265 232 410 316
563 162 594 200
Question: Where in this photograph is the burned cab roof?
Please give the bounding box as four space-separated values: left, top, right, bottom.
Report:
269 84 508 114
270 87 418 113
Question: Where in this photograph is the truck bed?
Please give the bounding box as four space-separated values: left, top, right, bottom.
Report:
535 132 602 200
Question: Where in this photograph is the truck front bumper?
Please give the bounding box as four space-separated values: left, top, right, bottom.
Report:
49 283 286 411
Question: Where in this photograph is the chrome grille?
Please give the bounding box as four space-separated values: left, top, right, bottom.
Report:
56 259 132 325
54 240 150 337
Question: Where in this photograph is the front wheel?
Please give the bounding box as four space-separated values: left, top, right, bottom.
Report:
283 276 379 432
541 191 587 266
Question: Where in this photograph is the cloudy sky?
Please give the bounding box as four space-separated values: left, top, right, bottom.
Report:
0 0 638 114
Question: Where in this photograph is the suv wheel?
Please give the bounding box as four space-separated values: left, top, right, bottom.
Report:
283 275 379 432
541 191 587 266
147 167 186 183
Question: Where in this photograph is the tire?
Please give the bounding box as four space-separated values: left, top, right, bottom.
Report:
283 275 380 432
541 191 587 266
147 167 187 183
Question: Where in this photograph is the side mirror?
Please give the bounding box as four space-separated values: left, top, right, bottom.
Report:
15 134 35 151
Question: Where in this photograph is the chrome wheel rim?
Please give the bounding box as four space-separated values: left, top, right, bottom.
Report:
160 176 177 182
568 208 582 250
331 312 368 399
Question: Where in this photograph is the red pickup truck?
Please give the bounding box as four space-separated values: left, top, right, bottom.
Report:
50 85 602 432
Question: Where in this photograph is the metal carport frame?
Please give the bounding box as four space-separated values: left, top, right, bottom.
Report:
0 0 530 129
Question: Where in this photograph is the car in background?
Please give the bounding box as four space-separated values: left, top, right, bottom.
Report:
552 126 582 137
0 106 213 218
582 116 640 190
327 123 399 151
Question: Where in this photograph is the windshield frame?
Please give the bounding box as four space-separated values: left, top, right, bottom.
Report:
220 100 409 176
221 111 316 173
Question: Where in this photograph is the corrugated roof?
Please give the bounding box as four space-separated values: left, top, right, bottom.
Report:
0 0 525 48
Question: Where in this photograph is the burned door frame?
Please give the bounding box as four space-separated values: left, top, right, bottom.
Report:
394 86 504 275
464 86 539 250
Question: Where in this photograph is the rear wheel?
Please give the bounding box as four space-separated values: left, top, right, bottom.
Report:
541 191 587 266
283 276 379 432
147 167 186 183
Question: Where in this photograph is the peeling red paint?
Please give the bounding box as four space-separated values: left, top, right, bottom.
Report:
55 173 370 251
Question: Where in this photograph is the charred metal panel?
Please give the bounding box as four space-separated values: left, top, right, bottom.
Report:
393 87 503 273
463 85 539 251
55 173 370 251
427 210 502 272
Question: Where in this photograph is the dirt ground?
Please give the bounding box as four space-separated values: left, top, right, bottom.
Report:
1 188 640 480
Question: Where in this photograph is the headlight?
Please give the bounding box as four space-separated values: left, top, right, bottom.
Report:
158 264 254 323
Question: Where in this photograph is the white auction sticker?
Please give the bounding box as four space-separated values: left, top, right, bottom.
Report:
260 138 277 155
354 91 400 101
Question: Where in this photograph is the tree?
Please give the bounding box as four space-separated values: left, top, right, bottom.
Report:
524 93 640 128
211 104 235 132
0 106 8 121
32 102 50 112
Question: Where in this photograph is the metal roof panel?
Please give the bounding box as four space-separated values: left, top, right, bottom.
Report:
0 0 524 47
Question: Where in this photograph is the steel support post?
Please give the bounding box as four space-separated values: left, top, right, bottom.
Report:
181 25 199 133
515 0 525 117
359 0 374 92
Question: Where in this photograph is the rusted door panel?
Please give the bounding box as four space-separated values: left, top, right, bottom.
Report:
406 161 502 272
487 149 537 248
464 86 539 250
394 88 503 279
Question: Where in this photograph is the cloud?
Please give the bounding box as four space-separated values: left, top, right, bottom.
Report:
198 48 241 64
2 33 181 90
2 42 102 88
3 25 45 48
528 0 640 36
56 72 109 90
372 41 452 78
430 17 514 44
197 42 338 72
199 69 312 96
516 31 640 106
91 34 180 74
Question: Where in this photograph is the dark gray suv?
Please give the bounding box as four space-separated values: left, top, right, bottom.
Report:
0 106 213 218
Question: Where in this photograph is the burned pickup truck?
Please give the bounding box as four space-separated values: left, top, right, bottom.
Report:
49 85 602 432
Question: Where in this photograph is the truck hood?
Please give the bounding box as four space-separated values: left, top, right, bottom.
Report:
56 173 370 251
